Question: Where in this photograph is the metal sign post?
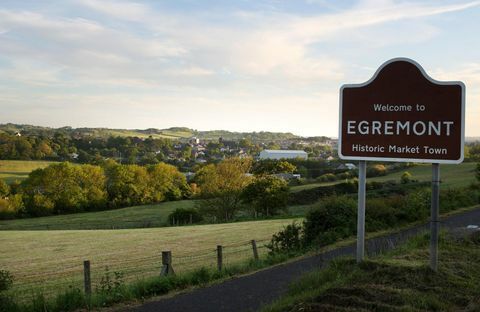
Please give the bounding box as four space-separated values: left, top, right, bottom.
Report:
356 160 367 263
430 163 440 271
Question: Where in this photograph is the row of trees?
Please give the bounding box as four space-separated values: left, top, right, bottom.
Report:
0 161 191 218
0 157 293 220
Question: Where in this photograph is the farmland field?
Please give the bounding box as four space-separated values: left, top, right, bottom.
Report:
290 162 477 192
1 218 299 299
0 160 58 184
0 200 196 230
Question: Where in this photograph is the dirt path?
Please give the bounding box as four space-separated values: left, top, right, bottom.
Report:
129 207 480 312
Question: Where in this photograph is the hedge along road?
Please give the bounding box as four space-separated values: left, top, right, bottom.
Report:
125 206 480 312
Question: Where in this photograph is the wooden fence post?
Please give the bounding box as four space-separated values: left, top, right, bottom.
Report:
160 251 175 276
217 245 223 271
83 260 91 296
251 240 259 260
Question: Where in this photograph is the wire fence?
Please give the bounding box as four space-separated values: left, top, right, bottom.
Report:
5 238 271 301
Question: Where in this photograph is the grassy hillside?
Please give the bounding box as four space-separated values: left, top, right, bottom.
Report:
0 200 196 230
0 123 301 141
0 160 58 184
264 232 480 311
291 162 478 192
1 218 299 299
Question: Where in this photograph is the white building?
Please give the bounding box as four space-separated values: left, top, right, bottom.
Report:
259 150 308 160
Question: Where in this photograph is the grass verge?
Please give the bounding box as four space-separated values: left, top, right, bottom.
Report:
263 231 480 312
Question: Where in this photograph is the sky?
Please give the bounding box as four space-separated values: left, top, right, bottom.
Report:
0 0 479 137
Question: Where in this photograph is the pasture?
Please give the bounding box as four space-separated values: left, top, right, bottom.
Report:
0 160 58 184
1 218 299 299
0 200 196 230
290 162 477 192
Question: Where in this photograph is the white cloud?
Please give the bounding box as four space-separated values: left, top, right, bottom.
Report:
1 1 479 135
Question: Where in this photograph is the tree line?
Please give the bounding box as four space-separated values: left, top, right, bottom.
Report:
0 160 191 219
0 158 293 221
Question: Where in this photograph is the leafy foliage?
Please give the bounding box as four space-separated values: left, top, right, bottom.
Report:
241 175 289 217
168 207 203 225
401 171 413 184
267 222 303 253
195 158 252 221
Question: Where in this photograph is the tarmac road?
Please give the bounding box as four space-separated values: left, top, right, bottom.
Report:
130 206 480 312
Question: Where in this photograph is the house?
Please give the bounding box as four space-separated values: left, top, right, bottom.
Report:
183 172 196 182
259 150 308 160
15 132 22 137
273 173 301 180
337 163 357 170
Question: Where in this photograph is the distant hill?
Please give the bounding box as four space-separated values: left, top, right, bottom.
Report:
0 123 312 142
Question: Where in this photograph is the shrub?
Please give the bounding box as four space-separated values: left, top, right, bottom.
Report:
0 270 13 291
303 196 357 247
401 171 412 184
267 222 303 253
317 173 336 182
367 164 387 177
399 188 430 222
168 207 203 225
440 188 479 213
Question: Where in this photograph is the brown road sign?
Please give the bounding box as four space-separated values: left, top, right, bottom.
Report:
339 58 465 164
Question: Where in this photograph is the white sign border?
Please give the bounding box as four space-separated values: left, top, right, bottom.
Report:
338 57 465 164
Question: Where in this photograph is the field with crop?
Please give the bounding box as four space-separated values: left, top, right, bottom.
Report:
290 162 478 192
0 160 58 184
1 218 299 299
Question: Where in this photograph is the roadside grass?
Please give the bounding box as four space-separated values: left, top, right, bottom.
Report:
0 160 58 184
0 218 300 301
290 162 477 192
0 200 196 230
262 231 480 312
2 251 295 312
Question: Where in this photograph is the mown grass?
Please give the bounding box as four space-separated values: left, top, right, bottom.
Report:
0 160 58 184
263 231 480 312
1 250 295 312
290 162 478 192
0 218 300 300
0 200 196 230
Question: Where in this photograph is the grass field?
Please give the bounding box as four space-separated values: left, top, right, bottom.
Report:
0 160 58 184
0 200 196 230
1 218 299 299
290 162 478 192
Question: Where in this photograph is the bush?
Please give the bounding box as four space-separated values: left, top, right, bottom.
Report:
0 270 13 292
168 207 203 225
317 173 337 182
401 171 413 184
399 188 430 222
367 164 387 177
267 222 303 253
303 196 357 247
440 188 479 213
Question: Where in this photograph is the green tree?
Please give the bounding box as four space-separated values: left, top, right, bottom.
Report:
22 162 107 215
104 163 150 207
148 162 190 201
252 160 296 175
241 175 289 217
195 158 252 221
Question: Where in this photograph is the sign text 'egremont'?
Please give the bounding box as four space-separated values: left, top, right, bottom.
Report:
339 58 465 164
